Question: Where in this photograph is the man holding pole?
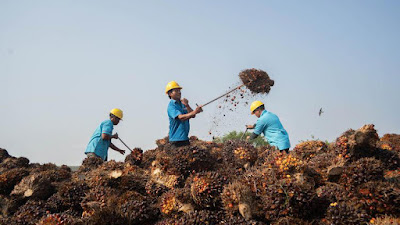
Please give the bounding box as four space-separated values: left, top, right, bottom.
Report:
165 81 203 147
246 101 290 153
85 108 126 161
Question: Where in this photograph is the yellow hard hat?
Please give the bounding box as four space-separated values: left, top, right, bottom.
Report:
165 81 182 94
250 101 264 114
110 108 123 120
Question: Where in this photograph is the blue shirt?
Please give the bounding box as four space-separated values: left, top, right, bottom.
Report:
168 99 190 141
85 119 114 160
254 110 290 150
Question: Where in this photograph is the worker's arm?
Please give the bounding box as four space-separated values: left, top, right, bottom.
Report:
248 132 259 140
181 98 193 113
110 143 125 155
177 105 203 121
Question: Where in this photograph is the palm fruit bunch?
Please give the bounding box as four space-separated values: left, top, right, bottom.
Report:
316 182 348 208
264 151 304 178
370 215 400 225
354 181 400 217
189 171 228 208
373 147 400 170
221 181 254 220
36 213 82 225
80 186 115 218
380 134 400 152
150 157 182 189
0 195 27 217
145 180 169 197
0 156 29 173
77 156 103 173
141 148 159 169
159 188 194 217
11 172 55 200
219 215 265 225
0 168 29 195
57 181 89 216
81 205 128 225
261 176 318 221
125 147 143 166
10 200 47 225
154 218 179 225
334 124 379 161
339 157 384 189
116 198 160 224
0 148 10 163
292 140 327 161
271 216 311 225
307 151 341 182
222 140 257 170
240 166 279 197
384 169 400 183
325 201 370 225
176 210 220 225
239 68 274 94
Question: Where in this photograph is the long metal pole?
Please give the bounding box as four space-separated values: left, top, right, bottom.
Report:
118 137 132 152
201 84 245 107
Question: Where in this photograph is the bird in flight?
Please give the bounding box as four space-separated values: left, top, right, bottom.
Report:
319 108 324 116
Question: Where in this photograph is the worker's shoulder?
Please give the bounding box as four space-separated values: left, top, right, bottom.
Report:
100 119 113 126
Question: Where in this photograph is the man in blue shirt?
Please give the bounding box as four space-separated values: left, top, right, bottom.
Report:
85 108 125 160
246 101 290 153
165 81 203 147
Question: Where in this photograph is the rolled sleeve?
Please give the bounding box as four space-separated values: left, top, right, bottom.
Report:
254 121 265 135
168 104 182 119
102 121 113 135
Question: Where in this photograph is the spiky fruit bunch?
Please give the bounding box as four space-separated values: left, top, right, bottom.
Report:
239 68 274 94
325 201 370 225
271 216 311 225
221 181 253 220
380 134 400 152
190 172 228 208
11 172 55 200
78 156 103 172
373 148 400 170
293 140 327 161
145 180 168 197
307 152 341 182
141 148 159 169
264 151 304 178
0 168 29 195
117 198 160 224
219 215 265 225
371 215 400 225
355 181 400 217
11 200 47 225
0 148 10 163
384 169 400 183
82 206 128 225
81 186 114 218
0 157 29 173
261 177 318 221
125 148 143 166
0 195 27 217
156 136 169 148
176 210 220 225
154 218 179 225
339 157 384 188
37 213 81 225
58 181 89 214
222 140 257 169
159 188 193 216
240 166 279 197
316 182 347 206
334 124 379 160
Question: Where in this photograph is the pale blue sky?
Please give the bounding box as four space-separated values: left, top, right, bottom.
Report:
1 1 399 166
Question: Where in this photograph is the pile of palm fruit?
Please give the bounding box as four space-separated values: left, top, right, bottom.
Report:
0 124 399 224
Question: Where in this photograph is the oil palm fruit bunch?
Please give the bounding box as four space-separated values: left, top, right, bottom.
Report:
11 172 55 200
221 180 254 220
190 171 228 208
159 188 194 216
0 168 29 195
339 157 384 189
176 210 220 225
11 200 47 225
239 68 274 94
380 134 400 152
293 140 327 162
223 140 257 169
125 148 143 166
325 201 370 225
36 213 81 225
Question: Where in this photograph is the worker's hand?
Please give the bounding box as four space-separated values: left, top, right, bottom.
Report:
246 125 255 129
194 105 203 114
112 133 119 139
119 149 125 155
246 135 251 141
181 98 189 106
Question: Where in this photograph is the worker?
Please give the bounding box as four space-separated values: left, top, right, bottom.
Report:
246 101 290 153
85 108 126 160
166 81 203 147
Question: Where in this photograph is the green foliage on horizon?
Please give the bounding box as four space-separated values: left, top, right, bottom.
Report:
213 130 269 147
